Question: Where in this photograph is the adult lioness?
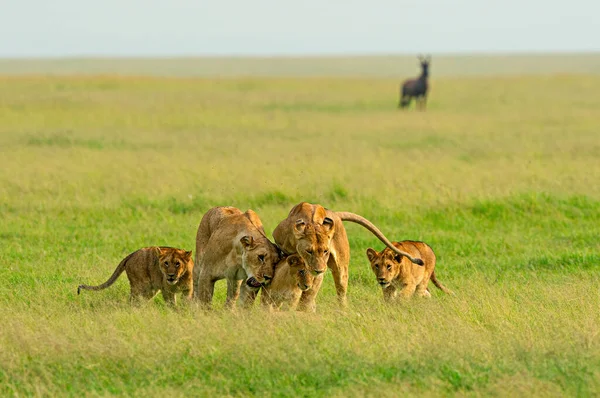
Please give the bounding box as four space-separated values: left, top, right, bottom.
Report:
78 247 194 305
194 206 281 309
366 241 453 301
272 202 424 311
260 254 315 311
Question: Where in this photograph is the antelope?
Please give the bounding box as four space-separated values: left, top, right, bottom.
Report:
399 55 431 110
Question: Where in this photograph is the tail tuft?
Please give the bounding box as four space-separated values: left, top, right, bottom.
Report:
77 285 82 295
414 258 424 266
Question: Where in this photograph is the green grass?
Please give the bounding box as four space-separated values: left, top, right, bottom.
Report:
1 71 599 397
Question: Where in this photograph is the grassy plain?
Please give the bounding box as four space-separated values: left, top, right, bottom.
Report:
0 67 599 396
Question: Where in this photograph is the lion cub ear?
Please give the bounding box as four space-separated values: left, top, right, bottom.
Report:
366 248 378 263
393 254 403 263
185 250 193 261
240 236 256 250
156 247 165 256
286 254 303 268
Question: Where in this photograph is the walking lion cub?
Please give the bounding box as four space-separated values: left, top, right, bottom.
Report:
366 241 453 301
78 246 194 305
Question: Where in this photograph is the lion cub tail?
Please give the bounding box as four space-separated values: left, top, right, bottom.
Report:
77 252 133 295
430 271 454 295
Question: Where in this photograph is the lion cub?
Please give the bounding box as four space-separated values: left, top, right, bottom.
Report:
366 241 452 301
260 254 315 311
78 247 194 305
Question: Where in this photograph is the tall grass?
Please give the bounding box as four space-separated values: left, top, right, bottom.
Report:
0 73 599 396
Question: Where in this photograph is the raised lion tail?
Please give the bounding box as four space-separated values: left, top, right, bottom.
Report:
335 211 424 266
431 271 454 295
77 252 134 295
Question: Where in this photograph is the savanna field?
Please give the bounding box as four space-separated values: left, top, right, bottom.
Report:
1 57 600 396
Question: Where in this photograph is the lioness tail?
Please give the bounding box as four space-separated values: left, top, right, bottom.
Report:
77 252 134 295
431 271 454 295
335 211 424 266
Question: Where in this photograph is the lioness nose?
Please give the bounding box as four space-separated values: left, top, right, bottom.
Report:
168 273 176 277
378 277 386 282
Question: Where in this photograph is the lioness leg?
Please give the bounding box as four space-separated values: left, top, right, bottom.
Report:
225 278 243 309
327 256 348 307
196 273 216 308
296 274 324 312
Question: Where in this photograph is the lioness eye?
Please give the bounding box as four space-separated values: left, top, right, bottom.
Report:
323 250 329 255
375 265 379 269
164 261 169 266
387 265 392 271
299 270 305 276
306 249 313 255
175 261 180 268
258 255 265 263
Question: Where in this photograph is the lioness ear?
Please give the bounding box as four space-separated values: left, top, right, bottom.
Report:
156 247 165 256
185 250 193 260
240 236 255 250
293 219 306 237
322 217 334 231
366 248 378 263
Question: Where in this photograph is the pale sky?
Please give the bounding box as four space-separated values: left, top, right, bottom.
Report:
1 0 598 57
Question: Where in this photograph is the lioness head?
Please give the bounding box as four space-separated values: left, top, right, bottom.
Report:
157 247 193 285
285 253 315 291
366 247 402 287
240 236 280 288
293 218 334 275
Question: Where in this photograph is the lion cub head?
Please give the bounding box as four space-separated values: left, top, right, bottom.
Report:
293 218 334 276
284 254 315 291
240 236 281 288
366 247 402 287
157 247 193 285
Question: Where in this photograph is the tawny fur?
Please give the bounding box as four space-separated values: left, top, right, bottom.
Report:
366 240 453 301
260 254 315 311
194 206 281 309
272 202 424 312
77 247 194 305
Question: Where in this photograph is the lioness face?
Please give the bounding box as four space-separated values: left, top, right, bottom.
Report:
286 254 314 291
240 236 280 288
158 248 193 285
293 219 334 275
366 248 401 287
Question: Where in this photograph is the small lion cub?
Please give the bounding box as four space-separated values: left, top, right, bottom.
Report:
260 254 315 311
78 246 194 305
366 241 452 301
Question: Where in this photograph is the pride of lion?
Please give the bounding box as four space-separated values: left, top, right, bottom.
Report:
77 202 453 310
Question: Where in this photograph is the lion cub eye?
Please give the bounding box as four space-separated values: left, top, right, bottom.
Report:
258 254 265 263
323 250 329 255
175 261 181 268
375 264 379 269
163 261 169 267
387 265 392 271
299 270 305 276
305 249 313 255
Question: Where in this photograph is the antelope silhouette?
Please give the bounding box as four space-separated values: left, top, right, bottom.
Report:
399 55 431 110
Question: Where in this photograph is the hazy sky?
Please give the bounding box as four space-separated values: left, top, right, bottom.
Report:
1 0 598 57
